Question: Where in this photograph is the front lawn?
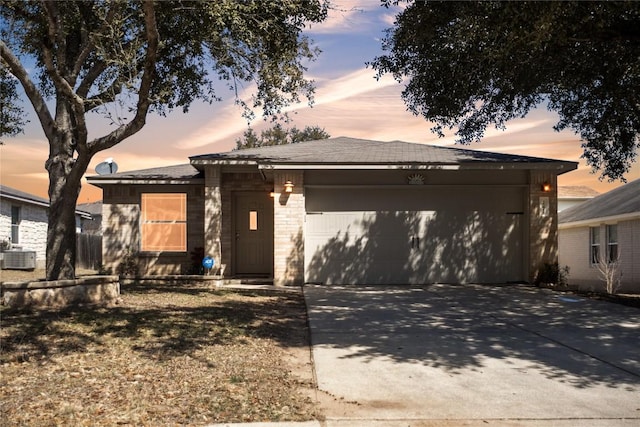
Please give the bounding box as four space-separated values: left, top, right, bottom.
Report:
0 283 318 426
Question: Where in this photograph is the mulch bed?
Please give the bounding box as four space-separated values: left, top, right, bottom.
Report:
0 283 318 426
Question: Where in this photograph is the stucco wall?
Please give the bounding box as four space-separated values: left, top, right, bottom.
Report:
559 218 640 293
0 200 48 268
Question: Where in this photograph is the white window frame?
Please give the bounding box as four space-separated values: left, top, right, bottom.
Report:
606 224 618 263
11 205 20 244
589 226 600 265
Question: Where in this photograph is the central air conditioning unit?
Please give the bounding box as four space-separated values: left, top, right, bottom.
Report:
2 251 37 270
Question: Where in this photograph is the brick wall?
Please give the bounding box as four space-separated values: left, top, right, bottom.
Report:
102 183 204 275
528 171 558 283
273 171 304 286
0 200 48 268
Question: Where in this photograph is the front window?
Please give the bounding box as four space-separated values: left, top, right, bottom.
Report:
11 206 20 244
607 224 618 262
141 193 187 252
590 226 600 265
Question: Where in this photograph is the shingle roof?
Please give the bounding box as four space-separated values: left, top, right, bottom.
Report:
557 186 600 199
0 185 92 218
77 201 103 216
87 164 203 182
190 137 576 169
559 179 640 224
0 184 50 207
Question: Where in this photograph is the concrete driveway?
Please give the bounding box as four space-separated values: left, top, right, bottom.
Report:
304 284 640 426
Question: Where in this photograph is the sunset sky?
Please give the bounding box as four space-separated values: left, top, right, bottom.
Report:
2 1 638 203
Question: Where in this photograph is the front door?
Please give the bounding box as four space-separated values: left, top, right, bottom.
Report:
234 192 273 276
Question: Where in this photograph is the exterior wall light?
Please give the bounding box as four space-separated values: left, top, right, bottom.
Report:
541 182 552 192
284 180 294 193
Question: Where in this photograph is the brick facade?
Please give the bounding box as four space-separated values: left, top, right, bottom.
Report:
101 183 204 275
273 171 305 286
528 170 559 283
0 201 48 268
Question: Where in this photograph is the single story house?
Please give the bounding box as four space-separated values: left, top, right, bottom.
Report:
559 179 640 293
557 186 599 212
87 137 577 285
0 185 92 270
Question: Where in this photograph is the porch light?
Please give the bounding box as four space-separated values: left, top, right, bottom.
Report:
269 188 275 198
284 180 294 193
541 182 552 192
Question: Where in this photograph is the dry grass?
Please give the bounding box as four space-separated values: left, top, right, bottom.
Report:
0 282 318 426
0 268 98 283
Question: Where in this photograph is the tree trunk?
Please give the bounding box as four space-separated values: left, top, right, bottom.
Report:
45 135 87 280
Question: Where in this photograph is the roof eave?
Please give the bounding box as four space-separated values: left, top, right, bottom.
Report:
86 177 204 187
257 161 578 172
0 194 50 208
559 211 640 229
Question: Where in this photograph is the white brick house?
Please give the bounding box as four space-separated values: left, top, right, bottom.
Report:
0 185 92 270
87 137 576 285
559 179 640 293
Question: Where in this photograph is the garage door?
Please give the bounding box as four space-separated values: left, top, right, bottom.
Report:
305 186 525 285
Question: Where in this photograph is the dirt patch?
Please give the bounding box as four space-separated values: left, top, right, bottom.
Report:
0 282 320 425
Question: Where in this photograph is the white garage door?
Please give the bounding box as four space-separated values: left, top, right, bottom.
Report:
305 186 525 285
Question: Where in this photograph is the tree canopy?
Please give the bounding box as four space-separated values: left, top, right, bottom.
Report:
0 65 27 140
371 1 640 181
0 0 328 279
235 124 330 150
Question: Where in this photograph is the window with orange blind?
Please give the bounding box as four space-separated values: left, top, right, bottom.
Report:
141 193 187 252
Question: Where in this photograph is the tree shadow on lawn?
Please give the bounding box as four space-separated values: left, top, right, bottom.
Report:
0 286 307 363
305 284 640 391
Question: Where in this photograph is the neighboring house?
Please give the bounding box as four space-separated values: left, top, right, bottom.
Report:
87 137 577 285
559 179 640 293
557 186 599 212
77 201 103 234
0 185 91 269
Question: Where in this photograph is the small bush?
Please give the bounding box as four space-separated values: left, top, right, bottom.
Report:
116 249 139 277
95 263 113 275
535 262 570 288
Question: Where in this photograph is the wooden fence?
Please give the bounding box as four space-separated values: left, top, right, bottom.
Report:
77 233 102 270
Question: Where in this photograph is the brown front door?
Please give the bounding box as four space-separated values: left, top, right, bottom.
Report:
234 192 273 276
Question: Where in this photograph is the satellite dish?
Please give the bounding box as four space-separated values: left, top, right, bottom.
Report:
95 158 118 175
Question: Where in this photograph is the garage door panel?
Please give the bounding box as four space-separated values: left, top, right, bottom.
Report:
305 187 525 285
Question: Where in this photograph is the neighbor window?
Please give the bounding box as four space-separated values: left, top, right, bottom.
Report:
606 224 618 262
141 193 187 251
11 206 20 244
590 226 600 265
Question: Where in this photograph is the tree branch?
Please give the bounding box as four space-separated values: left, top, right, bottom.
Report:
87 0 159 155
42 0 67 77
0 40 55 141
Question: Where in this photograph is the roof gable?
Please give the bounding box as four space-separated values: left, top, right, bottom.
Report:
559 179 640 224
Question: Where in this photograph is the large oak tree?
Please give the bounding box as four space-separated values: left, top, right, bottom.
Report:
0 0 327 280
371 1 640 181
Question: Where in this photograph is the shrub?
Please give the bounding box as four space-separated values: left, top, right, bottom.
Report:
116 249 139 277
535 262 570 288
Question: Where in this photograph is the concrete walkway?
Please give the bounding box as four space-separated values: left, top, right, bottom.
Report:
304 284 640 426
